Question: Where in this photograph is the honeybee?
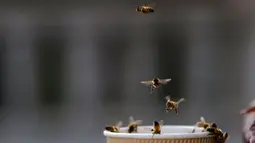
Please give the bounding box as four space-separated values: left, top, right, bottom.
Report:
192 117 217 133
196 117 211 129
105 121 123 133
151 120 164 135
141 78 171 94
136 3 156 14
204 126 229 143
165 95 185 114
128 116 143 133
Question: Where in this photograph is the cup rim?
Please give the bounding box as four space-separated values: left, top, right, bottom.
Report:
104 125 212 139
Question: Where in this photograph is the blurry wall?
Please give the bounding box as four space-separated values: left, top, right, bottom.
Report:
0 1 254 143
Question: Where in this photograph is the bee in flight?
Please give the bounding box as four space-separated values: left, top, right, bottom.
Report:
105 121 123 133
151 120 164 135
128 116 143 133
141 78 171 94
203 124 229 143
165 95 185 114
136 3 156 14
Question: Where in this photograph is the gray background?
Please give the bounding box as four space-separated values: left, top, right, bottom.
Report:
0 0 255 143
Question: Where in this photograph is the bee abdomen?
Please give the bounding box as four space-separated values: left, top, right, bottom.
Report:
128 125 135 133
148 8 154 12
142 8 149 13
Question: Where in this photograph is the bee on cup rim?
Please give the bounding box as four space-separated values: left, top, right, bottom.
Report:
192 117 218 133
204 126 229 143
151 120 164 136
196 117 217 129
127 116 143 133
105 121 123 133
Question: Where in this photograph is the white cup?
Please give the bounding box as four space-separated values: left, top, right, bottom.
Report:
104 125 217 143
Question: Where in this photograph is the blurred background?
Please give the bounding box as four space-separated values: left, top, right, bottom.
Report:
0 0 255 143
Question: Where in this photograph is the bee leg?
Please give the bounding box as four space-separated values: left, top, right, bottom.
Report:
150 86 154 94
192 127 196 133
148 85 152 93
175 108 178 115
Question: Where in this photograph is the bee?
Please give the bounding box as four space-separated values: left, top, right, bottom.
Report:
204 126 229 143
196 117 211 129
141 78 171 94
151 120 164 135
105 121 123 133
127 116 143 133
165 95 185 114
192 117 211 133
136 3 156 14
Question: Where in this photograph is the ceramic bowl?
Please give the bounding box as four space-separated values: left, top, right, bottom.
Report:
103 125 217 143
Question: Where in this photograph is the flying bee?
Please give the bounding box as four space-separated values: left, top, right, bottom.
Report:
141 78 171 94
105 121 123 133
127 116 143 133
151 120 164 135
204 126 229 143
136 3 155 14
165 95 185 114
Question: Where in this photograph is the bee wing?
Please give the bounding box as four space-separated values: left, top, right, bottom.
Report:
200 117 206 122
141 80 153 86
159 78 171 84
176 98 185 104
116 121 123 128
159 120 164 126
195 122 203 127
146 2 156 8
135 120 143 125
129 116 135 123
164 95 171 101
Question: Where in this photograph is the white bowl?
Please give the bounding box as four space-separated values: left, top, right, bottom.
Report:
104 125 217 143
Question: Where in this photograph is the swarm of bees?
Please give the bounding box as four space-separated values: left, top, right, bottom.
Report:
104 76 228 142
192 117 229 143
104 2 231 142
